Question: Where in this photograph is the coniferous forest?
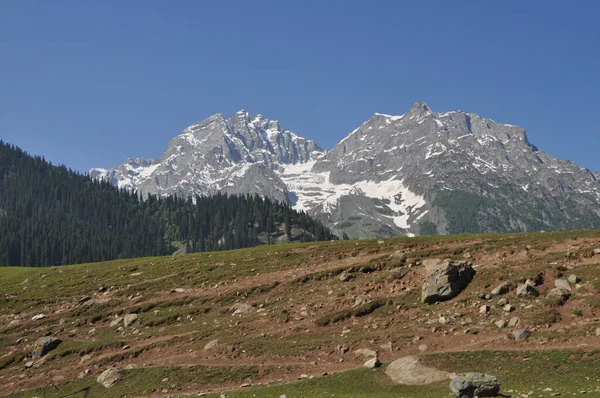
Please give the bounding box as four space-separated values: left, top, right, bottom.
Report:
0 141 337 267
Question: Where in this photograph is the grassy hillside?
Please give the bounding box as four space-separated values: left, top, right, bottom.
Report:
3 231 600 397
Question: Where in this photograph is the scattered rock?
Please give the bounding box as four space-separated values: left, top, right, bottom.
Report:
546 287 571 301
508 316 520 327
123 314 138 327
231 303 253 315
497 298 507 306
516 283 538 298
353 295 371 307
354 348 377 359
339 272 354 282
30 337 62 358
170 288 185 294
421 260 475 304
595 327 600 337
390 266 409 279
479 305 490 315
418 344 428 352
495 320 507 329
385 356 453 385
204 340 219 350
554 278 571 291
78 296 92 305
449 373 500 397
463 252 472 259
593 248 600 256
31 314 45 321
512 329 531 341
491 282 509 296
503 304 515 312
97 368 122 388
363 357 381 368
110 317 123 327
568 274 580 285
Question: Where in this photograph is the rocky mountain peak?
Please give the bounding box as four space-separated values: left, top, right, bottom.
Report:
408 100 432 116
91 102 600 240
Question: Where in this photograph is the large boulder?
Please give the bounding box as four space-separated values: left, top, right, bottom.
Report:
449 373 500 397
421 260 475 304
97 368 122 388
30 337 62 358
385 356 453 385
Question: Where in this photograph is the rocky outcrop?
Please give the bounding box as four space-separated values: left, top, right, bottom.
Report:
421 260 475 304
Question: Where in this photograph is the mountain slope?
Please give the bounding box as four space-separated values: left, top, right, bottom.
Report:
91 103 600 238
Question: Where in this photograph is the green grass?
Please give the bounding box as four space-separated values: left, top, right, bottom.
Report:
193 349 600 398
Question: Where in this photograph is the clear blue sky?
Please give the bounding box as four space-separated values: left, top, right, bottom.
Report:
1 0 599 172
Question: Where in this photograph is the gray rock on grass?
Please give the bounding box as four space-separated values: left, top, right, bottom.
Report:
450 373 500 397
30 337 62 358
97 368 122 388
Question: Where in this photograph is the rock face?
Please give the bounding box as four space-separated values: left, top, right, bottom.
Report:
30 337 62 358
385 356 454 385
97 368 122 388
90 102 600 239
421 260 475 304
449 373 500 397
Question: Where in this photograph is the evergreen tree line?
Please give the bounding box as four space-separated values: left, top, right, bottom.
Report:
0 141 337 267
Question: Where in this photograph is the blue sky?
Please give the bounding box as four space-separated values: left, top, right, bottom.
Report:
1 0 599 172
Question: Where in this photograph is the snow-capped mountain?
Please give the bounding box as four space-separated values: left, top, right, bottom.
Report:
90 102 600 238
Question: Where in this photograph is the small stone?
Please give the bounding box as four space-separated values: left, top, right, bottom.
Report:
339 272 354 282
568 274 580 285
204 339 219 350
508 316 520 327
495 320 507 329
554 279 571 291
123 314 138 327
497 298 507 306
363 357 381 368
31 314 45 321
491 282 509 296
110 317 123 327
97 368 122 388
390 267 409 279
418 344 428 352
513 329 531 341
503 304 515 312
479 305 490 315
516 284 538 298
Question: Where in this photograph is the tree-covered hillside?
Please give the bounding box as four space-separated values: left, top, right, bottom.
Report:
0 141 336 267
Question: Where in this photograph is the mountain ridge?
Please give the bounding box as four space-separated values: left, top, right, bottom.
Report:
91 101 600 238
